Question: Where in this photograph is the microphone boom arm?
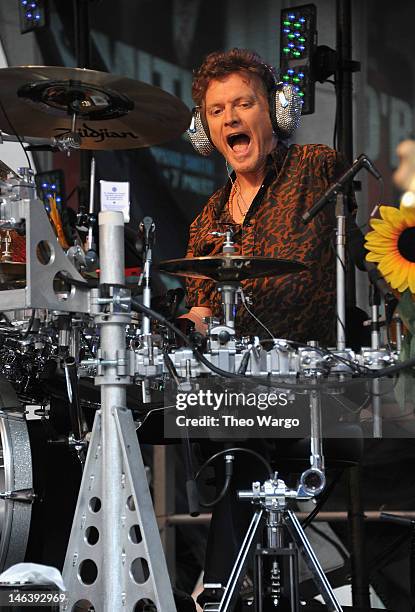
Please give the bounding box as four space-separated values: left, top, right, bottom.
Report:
302 153 382 225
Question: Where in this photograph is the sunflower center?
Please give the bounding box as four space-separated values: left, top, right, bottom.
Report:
398 227 415 262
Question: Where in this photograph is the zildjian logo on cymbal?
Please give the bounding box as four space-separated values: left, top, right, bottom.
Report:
54 123 139 143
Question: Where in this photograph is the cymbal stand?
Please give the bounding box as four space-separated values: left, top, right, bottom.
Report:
138 217 155 403
84 155 99 271
62 211 177 611
139 216 155 337
204 473 342 612
370 284 382 437
335 193 347 351
210 230 239 337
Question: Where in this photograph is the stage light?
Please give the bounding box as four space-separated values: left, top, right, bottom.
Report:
35 169 66 213
279 3 317 115
18 0 47 34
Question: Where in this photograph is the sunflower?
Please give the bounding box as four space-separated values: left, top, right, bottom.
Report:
365 200 415 293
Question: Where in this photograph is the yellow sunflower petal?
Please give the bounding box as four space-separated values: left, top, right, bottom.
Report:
388 261 410 289
366 244 398 255
407 264 415 293
366 252 382 262
369 218 400 238
378 252 403 275
397 278 409 292
380 205 405 229
365 233 395 245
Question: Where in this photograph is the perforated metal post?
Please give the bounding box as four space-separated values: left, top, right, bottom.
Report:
62 211 176 611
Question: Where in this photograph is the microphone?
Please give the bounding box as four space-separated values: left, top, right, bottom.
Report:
362 155 382 180
302 153 382 224
139 216 155 249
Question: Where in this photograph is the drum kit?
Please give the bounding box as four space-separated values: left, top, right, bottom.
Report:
0 65 404 611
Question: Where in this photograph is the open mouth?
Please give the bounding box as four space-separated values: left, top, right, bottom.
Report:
227 133 251 154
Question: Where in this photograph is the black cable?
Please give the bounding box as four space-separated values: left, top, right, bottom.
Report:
131 299 240 379
51 284 406 386
56 271 98 289
286 340 370 377
0 98 32 171
366 356 415 379
133 302 404 386
195 447 272 509
200 470 233 508
194 447 273 482
301 469 343 529
66 186 78 203
162 349 180 386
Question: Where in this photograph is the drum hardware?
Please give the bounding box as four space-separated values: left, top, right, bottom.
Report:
62 212 177 611
63 357 89 465
204 473 341 612
369 283 383 438
0 488 36 503
0 129 82 155
138 216 156 338
1 231 12 262
66 243 86 270
0 66 191 150
0 187 89 312
82 155 100 272
0 402 33 571
161 231 306 345
393 314 403 352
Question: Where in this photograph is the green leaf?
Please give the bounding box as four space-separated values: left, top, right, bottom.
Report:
398 289 415 335
394 333 415 411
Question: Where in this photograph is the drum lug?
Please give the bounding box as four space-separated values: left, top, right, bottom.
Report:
0 488 36 503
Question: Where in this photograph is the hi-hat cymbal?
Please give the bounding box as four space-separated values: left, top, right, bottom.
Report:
0 66 191 150
160 256 307 282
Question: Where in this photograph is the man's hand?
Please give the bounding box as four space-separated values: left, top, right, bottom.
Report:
179 306 212 334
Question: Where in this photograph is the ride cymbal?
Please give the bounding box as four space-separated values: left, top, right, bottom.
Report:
159 255 307 282
0 66 191 150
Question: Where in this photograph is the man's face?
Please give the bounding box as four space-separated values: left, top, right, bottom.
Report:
204 71 276 177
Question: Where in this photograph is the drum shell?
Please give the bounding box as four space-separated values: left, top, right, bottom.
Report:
0 377 81 573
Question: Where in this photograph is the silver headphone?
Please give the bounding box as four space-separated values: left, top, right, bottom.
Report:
187 81 302 156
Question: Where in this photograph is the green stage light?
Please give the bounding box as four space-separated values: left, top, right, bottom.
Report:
279 3 317 115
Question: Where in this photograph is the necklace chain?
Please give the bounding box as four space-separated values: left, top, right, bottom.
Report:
229 180 249 221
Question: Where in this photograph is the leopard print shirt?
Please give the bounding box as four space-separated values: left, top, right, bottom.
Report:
186 143 344 346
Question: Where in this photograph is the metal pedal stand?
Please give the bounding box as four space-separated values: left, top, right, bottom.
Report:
204 476 342 612
204 377 342 612
62 211 176 611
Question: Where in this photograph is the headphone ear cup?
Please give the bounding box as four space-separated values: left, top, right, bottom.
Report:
269 83 302 139
187 108 215 156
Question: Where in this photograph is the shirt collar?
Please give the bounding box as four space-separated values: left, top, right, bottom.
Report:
214 141 289 219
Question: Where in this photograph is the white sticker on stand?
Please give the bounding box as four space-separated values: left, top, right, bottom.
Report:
100 180 130 222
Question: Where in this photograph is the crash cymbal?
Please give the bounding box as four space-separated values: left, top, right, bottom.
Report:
0 66 191 150
0 261 26 283
159 256 307 282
